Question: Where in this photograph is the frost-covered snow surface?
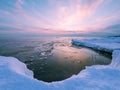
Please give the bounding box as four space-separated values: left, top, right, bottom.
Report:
72 37 120 53
0 37 120 90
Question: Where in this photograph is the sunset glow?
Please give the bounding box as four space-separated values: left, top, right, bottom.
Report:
0 0 120 36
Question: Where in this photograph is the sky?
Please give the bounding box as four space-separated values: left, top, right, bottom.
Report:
0 0 120 37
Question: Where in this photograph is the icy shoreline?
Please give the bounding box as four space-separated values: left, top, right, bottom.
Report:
72 37 120 53
0 37 120 90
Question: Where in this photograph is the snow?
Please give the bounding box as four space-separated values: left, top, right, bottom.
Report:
0 56 33 78
0 37 120 90
72 37 120 53
110 50 120 69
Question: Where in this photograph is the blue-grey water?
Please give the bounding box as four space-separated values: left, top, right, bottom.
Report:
0 37 111 82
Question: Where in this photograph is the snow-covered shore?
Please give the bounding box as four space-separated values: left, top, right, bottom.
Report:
0 37 120 90
72 37 120 53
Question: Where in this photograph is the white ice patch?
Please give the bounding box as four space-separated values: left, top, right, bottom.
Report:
72 37 120 53
110 50 120 69
0 56 33 78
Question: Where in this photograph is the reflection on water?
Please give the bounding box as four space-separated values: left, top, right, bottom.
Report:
0 37 112 82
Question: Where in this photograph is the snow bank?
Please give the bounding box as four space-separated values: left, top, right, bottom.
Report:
0 50 120 90
72 37 120 53
0 56 33 77
0 37 120 90
110 50 120 69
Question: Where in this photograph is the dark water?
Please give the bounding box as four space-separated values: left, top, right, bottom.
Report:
0 37 112 82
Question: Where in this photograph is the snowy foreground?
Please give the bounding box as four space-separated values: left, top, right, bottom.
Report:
0 38 120 90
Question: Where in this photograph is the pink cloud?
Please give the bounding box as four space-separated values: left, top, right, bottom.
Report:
52 0 104 30
95 12 120 23
14 0 106 33
1 0 119 35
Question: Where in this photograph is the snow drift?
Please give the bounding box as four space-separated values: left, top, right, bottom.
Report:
0 37 120 90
